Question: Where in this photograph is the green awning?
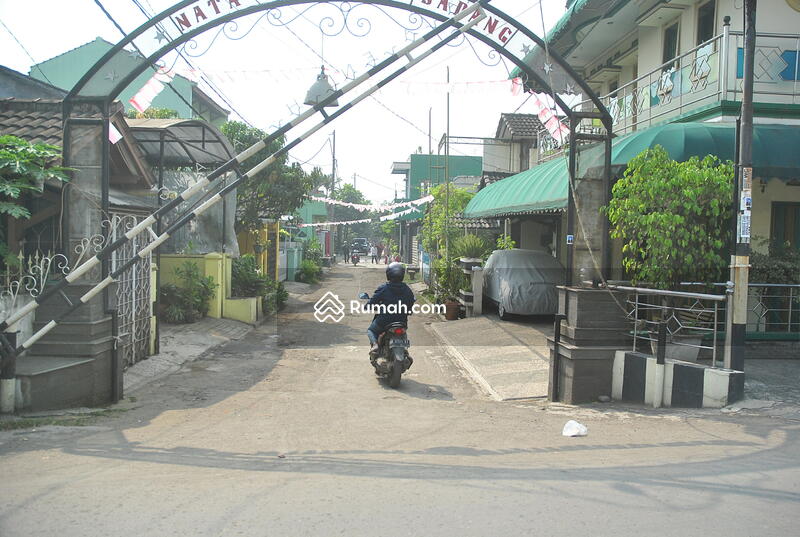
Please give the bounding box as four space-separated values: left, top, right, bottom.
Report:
464 122 800 219
464 157 568 218
581 122 800 179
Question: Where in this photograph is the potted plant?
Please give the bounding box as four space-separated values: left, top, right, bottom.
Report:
453 234 489 271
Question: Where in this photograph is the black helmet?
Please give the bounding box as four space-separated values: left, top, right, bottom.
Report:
386 262 405 283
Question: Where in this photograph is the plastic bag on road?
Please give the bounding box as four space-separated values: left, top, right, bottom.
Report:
562 420 588 437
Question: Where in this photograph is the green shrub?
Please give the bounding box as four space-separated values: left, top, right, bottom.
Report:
231 254 270 297
304 237 323 265
433 256 468 302
605 146 733 289
495 234 516 250
453 234 490 259
158 262 217 323
295 259 322 284
751 240 800 284
261 280 289 316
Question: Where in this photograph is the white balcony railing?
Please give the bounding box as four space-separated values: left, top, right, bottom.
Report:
579 26 800 135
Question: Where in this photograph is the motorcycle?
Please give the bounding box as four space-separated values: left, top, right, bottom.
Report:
359 292 412 388
351 253 360 265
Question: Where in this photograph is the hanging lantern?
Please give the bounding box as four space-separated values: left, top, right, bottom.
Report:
304 66 339 107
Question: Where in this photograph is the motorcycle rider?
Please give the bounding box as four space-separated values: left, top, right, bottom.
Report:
366 262 415 357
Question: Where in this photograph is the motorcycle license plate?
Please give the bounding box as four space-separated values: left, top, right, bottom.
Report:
390 338 410 348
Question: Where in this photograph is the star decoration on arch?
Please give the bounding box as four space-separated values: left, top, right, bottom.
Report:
521 43 531 56
565 83 576 95
155 30 169 44
104 70 119 83
543 62 553 74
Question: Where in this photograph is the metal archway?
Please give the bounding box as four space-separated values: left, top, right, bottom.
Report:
1 0 612 394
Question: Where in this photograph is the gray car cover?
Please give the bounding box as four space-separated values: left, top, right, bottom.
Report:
483 249 565 315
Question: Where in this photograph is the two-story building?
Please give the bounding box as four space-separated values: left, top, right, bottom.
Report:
466 0 800 271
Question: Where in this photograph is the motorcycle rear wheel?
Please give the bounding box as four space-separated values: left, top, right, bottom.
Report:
388 348 404 388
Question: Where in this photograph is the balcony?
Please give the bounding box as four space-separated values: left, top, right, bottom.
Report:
588 29 800 136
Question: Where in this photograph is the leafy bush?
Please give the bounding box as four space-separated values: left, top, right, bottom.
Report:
231 254 270 297
453 234 490 259
605 146 733 289
751 240 800 284
433 256 468 302
495 234 516 250
295 259 322 284
262 280 289 316
304 237 323 265
158 262 217 323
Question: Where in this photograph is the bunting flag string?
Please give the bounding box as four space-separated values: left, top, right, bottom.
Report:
379 207 420 221
308 195 433 213
299 218 372 228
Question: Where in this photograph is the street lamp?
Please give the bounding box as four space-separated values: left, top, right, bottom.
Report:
304 66 339 107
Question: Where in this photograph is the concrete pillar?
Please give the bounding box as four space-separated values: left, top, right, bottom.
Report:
204 253 224 318
471 267 484 316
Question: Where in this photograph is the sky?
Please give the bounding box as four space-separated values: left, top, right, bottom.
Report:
0 0 567 204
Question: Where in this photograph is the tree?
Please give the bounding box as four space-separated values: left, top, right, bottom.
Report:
220 121 324 233
605 145 733 289
420 183 473 255
0 135 71 264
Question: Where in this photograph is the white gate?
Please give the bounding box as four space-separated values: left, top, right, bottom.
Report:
109 213 153 368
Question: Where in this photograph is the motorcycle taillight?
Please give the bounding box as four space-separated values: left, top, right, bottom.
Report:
393 328 406 335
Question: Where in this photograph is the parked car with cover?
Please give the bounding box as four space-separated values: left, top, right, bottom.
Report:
483 249 565 320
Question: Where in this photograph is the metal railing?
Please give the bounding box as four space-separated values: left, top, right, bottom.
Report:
745 284 799 333
609 285 729 368
576 27 800 135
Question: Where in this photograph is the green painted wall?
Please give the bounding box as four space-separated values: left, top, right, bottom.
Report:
408 154 482 200
294 200 328 242
30 38 194 118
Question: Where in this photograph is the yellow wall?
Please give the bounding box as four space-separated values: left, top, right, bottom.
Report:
159 252 268 325
236 221 281 280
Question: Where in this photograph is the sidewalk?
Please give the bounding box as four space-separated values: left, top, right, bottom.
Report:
123 317 254 393
429 316 553 401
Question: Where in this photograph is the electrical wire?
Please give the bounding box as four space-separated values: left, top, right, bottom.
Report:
0 19 56 86
128 0 259 129
290 137 332 167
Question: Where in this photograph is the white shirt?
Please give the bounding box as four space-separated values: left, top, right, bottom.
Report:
369 246 377 256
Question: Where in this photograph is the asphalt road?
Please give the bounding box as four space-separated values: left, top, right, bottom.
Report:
1 263 799 536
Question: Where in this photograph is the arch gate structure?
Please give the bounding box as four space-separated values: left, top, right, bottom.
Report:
0 0 612 409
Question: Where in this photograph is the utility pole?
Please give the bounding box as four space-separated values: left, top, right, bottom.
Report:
729 0 756 371
353 172 356 190
329 130 337 258
445 66 451 265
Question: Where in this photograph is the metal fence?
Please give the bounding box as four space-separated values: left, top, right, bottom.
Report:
610 285 729 368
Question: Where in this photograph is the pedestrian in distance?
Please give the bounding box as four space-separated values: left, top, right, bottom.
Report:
370 244 378 264
377 242 384 261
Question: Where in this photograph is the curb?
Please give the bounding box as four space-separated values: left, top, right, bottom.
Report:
428 322 503 402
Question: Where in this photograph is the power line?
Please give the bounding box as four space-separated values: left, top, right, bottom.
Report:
128 0 259 129
0 19 56 86
291 137 331 167
94 0 204 119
